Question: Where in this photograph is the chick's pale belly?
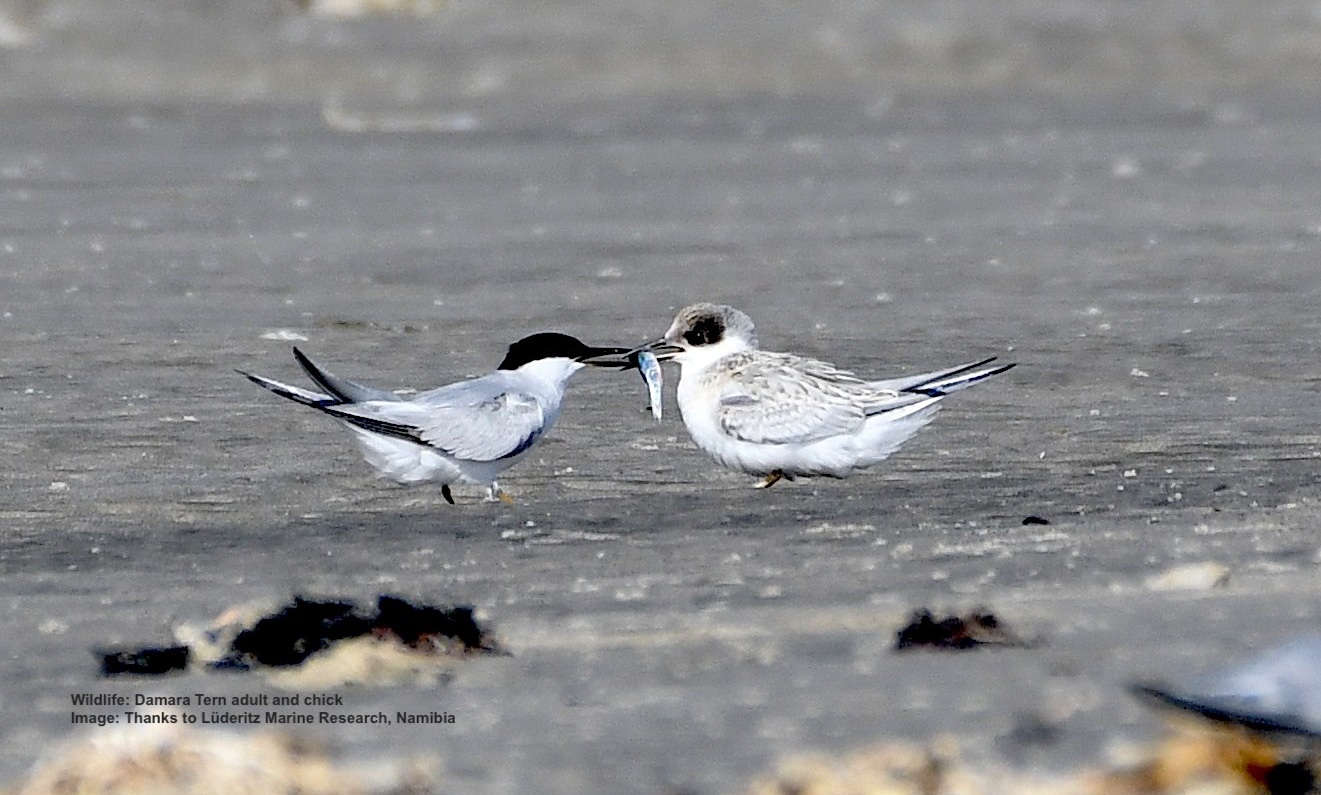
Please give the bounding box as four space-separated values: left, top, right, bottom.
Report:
675 383 852 478
680 411 855 477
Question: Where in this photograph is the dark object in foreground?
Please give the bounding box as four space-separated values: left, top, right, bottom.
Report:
219 595 498 670
100 645 191 676
226 597 373 668
99 594 498 676
1021 515 1051 525
373 595 488 652
1263 762 1316 795
894 609 1029 651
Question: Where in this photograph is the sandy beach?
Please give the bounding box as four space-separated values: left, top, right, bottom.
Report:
1 1 1320 791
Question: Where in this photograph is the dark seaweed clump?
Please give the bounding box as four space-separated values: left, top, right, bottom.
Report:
101 594 496 676
100 645 191 676
894 608 1030 651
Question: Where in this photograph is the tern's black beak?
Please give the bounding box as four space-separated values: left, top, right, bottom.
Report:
629 338 684 361
575 345 635 368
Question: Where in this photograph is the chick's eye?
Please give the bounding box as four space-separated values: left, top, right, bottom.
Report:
683 318 722 346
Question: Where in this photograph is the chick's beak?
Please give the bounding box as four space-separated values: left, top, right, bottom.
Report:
575 345 635 368
629 338 684 361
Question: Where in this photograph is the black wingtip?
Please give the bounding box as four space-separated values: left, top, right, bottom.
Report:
901 358 1016 397
291 347 343 400
951 356 999 374
321 404 429 447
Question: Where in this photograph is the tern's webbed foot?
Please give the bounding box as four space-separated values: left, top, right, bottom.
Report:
755 470 785 489
441 484 455 505
485 483 515 504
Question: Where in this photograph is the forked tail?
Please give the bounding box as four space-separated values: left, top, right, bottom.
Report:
236 369 339 408
238 348 404 409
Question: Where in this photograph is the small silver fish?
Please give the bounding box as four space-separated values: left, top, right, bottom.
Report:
635 350 663 421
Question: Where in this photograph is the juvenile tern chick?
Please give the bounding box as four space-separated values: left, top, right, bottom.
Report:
638 303 1014 488
239 334 631 503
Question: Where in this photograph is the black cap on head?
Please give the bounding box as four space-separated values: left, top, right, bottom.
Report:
498 333 631 370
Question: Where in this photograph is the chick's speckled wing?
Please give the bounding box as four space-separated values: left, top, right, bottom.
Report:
712 352 874 445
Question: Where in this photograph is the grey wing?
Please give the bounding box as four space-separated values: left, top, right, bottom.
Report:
323 379 546 462
419 387 546 461
715 355 867 445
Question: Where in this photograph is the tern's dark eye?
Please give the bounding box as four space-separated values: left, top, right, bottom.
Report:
683 316 724 347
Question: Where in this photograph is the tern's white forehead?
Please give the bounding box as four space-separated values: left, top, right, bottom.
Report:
666 303 758 348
